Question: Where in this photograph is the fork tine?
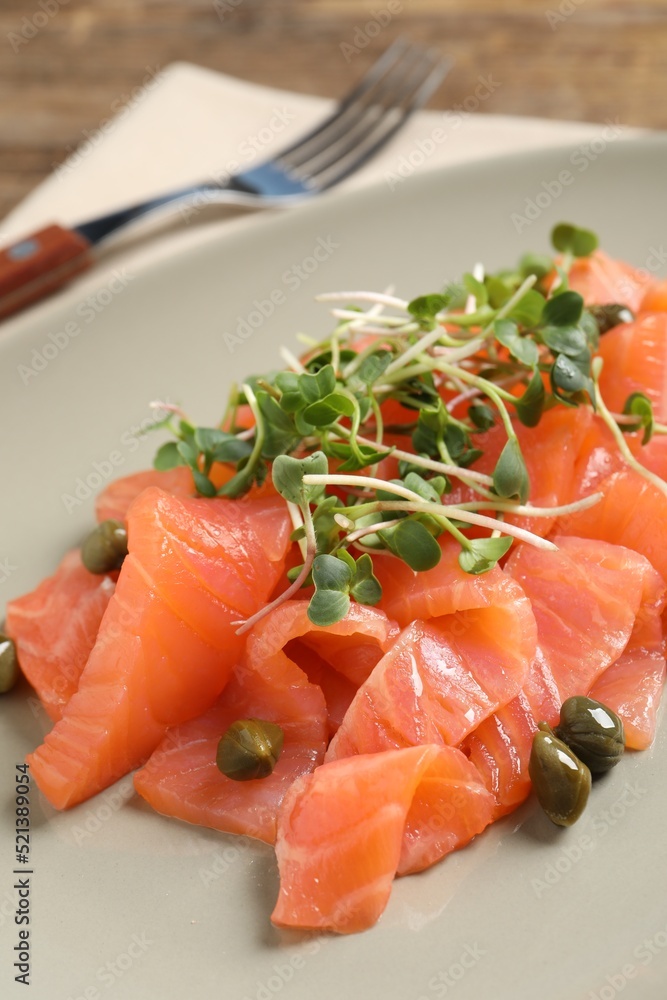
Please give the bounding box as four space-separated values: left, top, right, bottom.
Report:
291 51 451 190
317 55 451 190
272 38 413 164
281 42 427 172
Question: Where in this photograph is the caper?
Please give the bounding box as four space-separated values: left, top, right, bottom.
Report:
588 303 635 334
529 723 591 827
0 632 19 694
216 718 284 781
81 520 128 574
555 696 625 774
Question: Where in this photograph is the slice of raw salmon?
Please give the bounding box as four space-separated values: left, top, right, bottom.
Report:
596 312 667 423
27 488 292 809
589 590 666 750
444 407 592 540
558 463 667 585
566 249 652 313
134 601 396 841
95 468 195 522
328 542 537 759
5 550 116 721
462 691 537 819
271 744 494 933
505 535 664 725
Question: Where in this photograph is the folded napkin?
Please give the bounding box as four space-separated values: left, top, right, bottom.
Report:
3 62 615 256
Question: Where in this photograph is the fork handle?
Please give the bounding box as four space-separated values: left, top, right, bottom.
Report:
0 224 94 322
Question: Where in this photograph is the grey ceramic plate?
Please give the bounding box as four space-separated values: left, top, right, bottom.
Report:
2 136 667 1000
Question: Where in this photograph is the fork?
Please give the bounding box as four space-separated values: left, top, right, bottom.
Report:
0 40 450 322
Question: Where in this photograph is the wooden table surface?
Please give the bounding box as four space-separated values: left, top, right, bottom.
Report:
2 0 667 222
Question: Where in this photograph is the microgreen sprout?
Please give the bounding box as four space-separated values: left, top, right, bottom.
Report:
153 222 667 629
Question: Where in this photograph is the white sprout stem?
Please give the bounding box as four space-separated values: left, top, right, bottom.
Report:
384 324 452 376
592 358 667 499
457 492 602 517
149 400 188 419
286 501 307 559
280 346 306 373
304 473 425 503
235 503 316 635
464 262 485 314
302 474 558 550
351 432 495 487
343 517 405 546
316 290 409 310
329 308 411 328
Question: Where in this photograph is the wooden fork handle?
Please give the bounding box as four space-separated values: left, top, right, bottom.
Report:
0 224 94 322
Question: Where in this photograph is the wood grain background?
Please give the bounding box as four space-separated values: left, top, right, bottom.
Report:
2 0 667 221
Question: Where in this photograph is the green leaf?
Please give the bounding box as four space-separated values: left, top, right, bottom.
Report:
272 451 328 505
356 350 393 385
193 427 229 454
385 518 442 572
154 441 187 471
298 364 336 405
493 437 530 503
176 440 199 468
327 441 390 473
407 293 450 324
519 253 553 280
275 371 304 413
458 536 513 574
515 370 546 428
463 273 488 307
551 223 599 258
507 288 545 328
257 391 300 459
495 319 539 367
307 589 351 627
540 324 588 358
311 553 351 592
403 471 444 503
485 276 513 309
336 548 356 572
468 402 496 431
192 470 217 497
542 290 584 327
307 553 353 626
303 392 356 427
349 553 382 606
622 392 654 445
550 351 594 403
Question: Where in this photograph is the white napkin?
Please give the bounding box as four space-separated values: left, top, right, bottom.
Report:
1 62 624 253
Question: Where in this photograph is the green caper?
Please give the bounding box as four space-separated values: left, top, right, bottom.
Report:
555 696 625 774
529 723 591 827
588 303 635 334
0 632 19 694
216 718 284 781
81 520 128 574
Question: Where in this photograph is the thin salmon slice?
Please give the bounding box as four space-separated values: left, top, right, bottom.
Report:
505 536 664 725
462 692 537 819
444 407 592 539
95 468 196 522
271 744 494 933
27 488 291 809
589 601 666 750
134 601 396 840
95 464 273 524
596 312 667 423
328 544 537 759
5 550 116 721
566 249 652 313
558 463 667 586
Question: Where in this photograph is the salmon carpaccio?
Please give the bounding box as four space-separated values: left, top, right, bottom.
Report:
9 244 667 934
